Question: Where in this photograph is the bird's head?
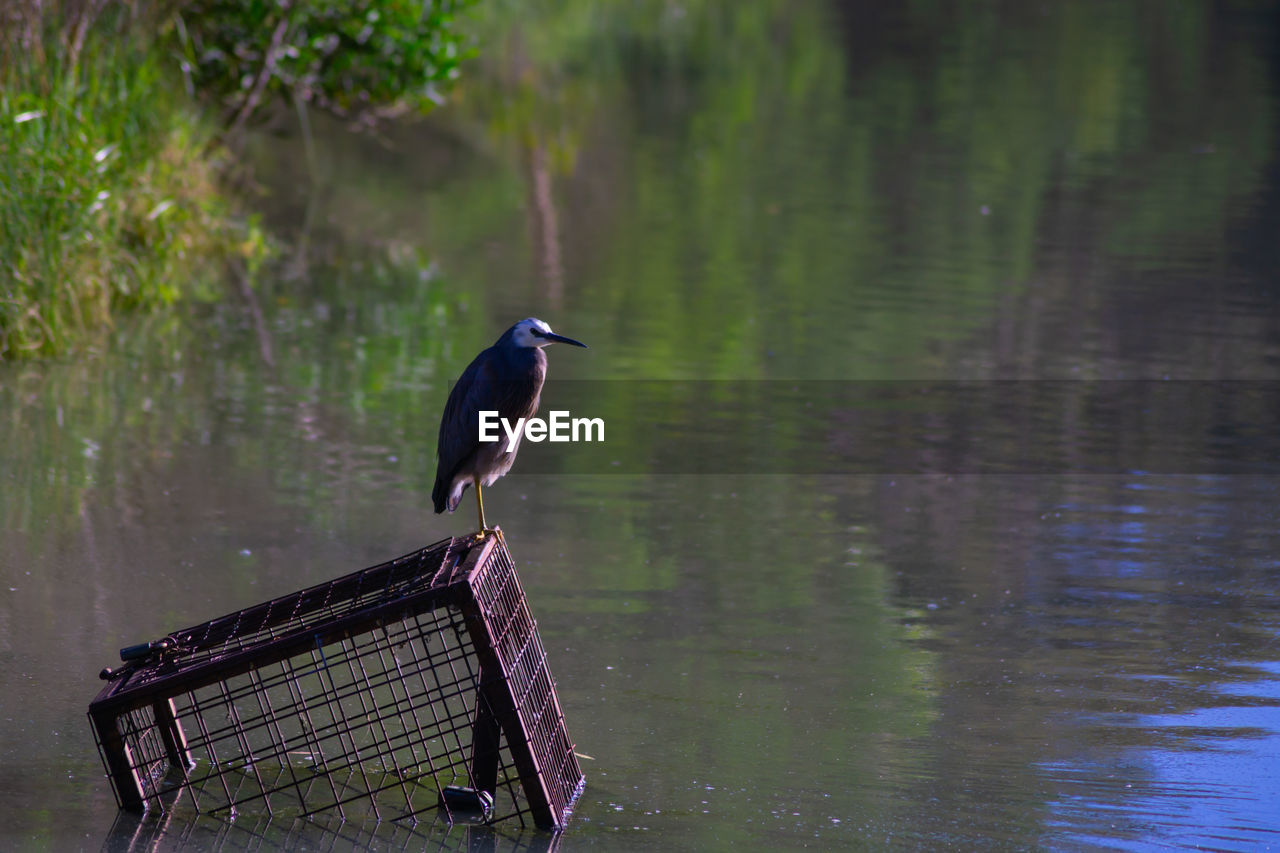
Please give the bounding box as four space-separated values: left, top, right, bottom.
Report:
509 317 588 350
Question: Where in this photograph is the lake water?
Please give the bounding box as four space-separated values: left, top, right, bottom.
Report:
4 1 1280 850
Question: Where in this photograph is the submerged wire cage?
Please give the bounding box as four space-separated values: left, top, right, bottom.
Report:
102 807 568 853
88 534 584 830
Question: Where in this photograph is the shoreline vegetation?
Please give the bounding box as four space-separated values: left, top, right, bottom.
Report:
0 0 472 360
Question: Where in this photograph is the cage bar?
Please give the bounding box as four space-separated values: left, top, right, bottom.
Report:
103 806 567 853
88 533 584 830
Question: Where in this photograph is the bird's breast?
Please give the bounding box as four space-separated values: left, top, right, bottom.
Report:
489 352 547 422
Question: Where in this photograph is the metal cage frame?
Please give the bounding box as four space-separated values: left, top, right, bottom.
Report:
88 534 584 830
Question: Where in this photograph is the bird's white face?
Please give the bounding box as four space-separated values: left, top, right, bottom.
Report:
511 317 556 348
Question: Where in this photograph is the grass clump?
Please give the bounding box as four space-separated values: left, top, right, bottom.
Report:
0 1 474 359
0 7 256 359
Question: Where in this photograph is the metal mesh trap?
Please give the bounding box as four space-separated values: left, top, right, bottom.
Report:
88 534 584 830
103 807 568 853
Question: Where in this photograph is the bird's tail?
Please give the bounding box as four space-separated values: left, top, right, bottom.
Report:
432 475 448 514
432 474 467 514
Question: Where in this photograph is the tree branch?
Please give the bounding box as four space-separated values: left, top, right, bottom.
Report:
225 7 291 136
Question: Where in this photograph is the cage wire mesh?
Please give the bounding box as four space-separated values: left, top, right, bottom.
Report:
102 800 567 853
88 535 584 830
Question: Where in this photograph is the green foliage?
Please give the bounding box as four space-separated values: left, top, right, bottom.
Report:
0 16 255 359
0 0 475 359
176 0 475 130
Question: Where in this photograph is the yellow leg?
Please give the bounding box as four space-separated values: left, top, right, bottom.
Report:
474 476 487 535
472 477 504 544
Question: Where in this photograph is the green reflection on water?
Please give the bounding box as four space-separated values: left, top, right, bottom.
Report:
243 0 1275 378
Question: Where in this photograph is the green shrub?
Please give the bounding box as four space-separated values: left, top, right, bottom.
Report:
176 0 475 131
0 1 473 358
0 13 250 358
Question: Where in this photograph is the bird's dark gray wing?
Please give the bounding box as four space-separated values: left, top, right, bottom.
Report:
432 347 546 514
432 349 489 513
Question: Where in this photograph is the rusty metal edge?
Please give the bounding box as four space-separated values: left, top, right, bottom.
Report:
90 537 471 717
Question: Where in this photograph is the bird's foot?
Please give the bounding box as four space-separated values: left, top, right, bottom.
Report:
472 527 506 548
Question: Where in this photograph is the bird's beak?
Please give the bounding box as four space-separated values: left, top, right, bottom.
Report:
545 332 588 348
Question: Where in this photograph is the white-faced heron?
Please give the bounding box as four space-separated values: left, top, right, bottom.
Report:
433 317 588 536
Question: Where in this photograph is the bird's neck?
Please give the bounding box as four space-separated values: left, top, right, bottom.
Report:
507 345 546 371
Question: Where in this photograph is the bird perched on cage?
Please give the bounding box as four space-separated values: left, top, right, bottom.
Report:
433 317 587 538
